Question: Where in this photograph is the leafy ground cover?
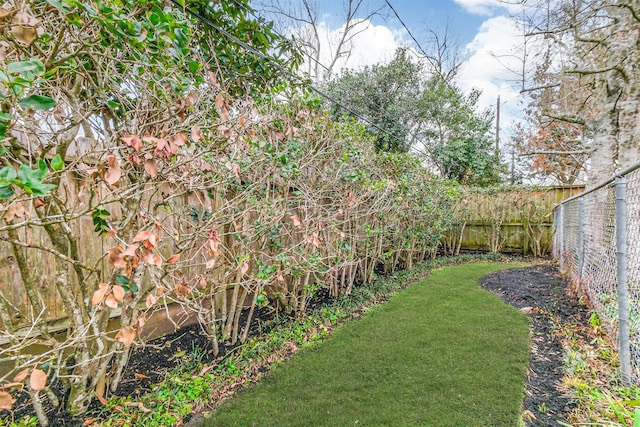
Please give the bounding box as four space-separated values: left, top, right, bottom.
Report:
191 262 530 427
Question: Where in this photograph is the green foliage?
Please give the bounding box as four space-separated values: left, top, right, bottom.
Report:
324 49 504 185
91 205 111 235
0 161 57 200
420 79 503 186
324 49 418 153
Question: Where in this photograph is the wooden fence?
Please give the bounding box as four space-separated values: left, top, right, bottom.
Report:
443 185 584 255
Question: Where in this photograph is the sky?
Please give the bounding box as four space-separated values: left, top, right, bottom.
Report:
263 0 527 151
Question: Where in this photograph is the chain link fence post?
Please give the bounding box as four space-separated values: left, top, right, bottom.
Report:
616 175 632 385
578 198 584 279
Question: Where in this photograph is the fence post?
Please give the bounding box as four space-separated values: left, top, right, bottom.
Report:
577 198 584 279
616 175 632 385
559 204 564 263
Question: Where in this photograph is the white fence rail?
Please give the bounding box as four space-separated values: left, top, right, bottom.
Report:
553 163 640 384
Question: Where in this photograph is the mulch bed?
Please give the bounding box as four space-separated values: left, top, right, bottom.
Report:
479 262 591 426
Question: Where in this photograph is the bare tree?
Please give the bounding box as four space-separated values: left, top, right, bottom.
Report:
254 0 385 80
517 0 640 186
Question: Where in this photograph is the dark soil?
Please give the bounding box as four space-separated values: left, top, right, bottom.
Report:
479 263 591 426
6 261 590 426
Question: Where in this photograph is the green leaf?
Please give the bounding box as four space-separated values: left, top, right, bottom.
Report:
51 154 64 171
0 186 14 200
18 95 57 111
7 60 45 75
46 0 72 13
37 158 48 179
0 166 17 184
23 181 57 197
0 113 11 141
115 274 131 285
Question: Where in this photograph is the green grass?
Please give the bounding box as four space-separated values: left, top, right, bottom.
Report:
198 262 530 427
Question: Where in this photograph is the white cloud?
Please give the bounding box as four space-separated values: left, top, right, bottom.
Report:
458 15 524 142
306 19 407 74
453 0 523 17
297 14 526 146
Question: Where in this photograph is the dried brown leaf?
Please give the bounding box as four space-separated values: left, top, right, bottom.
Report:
115 325 136 347
214 93 224 110
175 282 191 298
104 155 121 185
122 244 138 257
0 8 13 20
94 392 108 406
5 202 27 223
167 253 181 264
191 125 202 142
240 261 249 277
144 159 158 178
0 391 15 410
290 214 302 228
13 369 29 383
29 369 47 391
121 135 142 152
145 293 157 309
91 283 109 306
105 294 119 309
112 285 125 303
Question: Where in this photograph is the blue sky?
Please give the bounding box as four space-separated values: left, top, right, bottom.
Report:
256 0 524 146
317 0 496 47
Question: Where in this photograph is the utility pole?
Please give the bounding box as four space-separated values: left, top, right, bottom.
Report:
495 95 500 157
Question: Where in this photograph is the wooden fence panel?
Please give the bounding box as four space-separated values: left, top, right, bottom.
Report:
447 186 584 255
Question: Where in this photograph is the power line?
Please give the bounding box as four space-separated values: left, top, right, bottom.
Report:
170 0 407 148
383 0 450 83
228 0 390 122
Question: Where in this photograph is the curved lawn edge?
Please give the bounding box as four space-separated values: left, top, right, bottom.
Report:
194 262 531 427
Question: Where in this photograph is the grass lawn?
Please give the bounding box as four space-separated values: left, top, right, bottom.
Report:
197 262 530 426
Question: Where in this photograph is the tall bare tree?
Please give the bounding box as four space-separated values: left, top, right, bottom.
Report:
518 0 640 186
253 0 384 80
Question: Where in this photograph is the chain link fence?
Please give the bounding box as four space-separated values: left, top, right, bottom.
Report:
554 163 640 384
